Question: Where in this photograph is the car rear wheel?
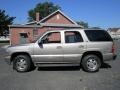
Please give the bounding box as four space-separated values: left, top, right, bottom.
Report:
81 54 101 72
13 55 31 72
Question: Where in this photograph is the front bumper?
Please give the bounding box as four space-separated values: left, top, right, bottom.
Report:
4 56 11 65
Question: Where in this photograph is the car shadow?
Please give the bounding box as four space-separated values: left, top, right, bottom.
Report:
101 62 112 69
37 66 81 71
31 63 111 72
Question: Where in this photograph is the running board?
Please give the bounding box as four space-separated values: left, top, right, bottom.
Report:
34 62 80 67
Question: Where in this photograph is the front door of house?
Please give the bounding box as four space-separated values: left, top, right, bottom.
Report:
19 33 28 44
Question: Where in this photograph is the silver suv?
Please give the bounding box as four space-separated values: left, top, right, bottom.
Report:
5 29 116 72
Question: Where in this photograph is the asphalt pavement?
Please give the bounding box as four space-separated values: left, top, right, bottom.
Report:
0 41 120 90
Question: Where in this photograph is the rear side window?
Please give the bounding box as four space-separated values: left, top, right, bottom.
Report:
85 30 113 41
65 31 83 43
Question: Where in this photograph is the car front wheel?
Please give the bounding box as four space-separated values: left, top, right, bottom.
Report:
13 55 31 72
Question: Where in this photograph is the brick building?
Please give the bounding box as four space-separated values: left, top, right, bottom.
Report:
9 10 82 45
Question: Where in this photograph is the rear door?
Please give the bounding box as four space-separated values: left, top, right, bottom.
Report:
62 31 86 63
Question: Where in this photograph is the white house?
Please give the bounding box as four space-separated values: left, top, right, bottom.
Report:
107 28 120 39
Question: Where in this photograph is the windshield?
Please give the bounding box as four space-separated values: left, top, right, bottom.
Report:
31 31 47 43
32 36 41 43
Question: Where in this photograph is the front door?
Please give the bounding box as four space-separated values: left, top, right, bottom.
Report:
19 33 28 44
34 31 63 62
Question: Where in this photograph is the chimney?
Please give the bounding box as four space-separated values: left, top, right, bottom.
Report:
36 12 40 22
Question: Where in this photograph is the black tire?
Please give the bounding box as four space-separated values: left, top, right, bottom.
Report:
81 54 101 72
13 55 31 72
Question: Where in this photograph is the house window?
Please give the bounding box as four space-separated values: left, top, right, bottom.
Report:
57 15 60 20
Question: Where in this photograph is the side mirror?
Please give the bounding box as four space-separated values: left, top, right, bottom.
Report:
38 40 43 46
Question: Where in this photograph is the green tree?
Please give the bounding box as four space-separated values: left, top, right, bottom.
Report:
77 21 88 28
0 9 15 36
28 1 61 22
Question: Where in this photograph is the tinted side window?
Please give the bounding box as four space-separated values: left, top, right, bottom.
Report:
85 30 113 41
65 31 83 43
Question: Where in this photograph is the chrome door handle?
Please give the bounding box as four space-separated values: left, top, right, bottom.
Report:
56 46 62 49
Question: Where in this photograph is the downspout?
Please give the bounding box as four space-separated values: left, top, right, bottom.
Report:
8 25 11 46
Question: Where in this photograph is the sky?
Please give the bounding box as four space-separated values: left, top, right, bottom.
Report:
0 0 120 29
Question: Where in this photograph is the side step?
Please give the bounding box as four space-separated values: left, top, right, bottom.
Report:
34 62 80 67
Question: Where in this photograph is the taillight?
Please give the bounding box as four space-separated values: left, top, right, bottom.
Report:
112 42 115 54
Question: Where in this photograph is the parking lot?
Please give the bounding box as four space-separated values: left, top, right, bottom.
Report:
0 40 120 90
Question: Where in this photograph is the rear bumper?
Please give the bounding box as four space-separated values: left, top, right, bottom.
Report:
103 53 117 61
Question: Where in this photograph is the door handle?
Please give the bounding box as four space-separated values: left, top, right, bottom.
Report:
78 45 84 48
56 46 62 49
